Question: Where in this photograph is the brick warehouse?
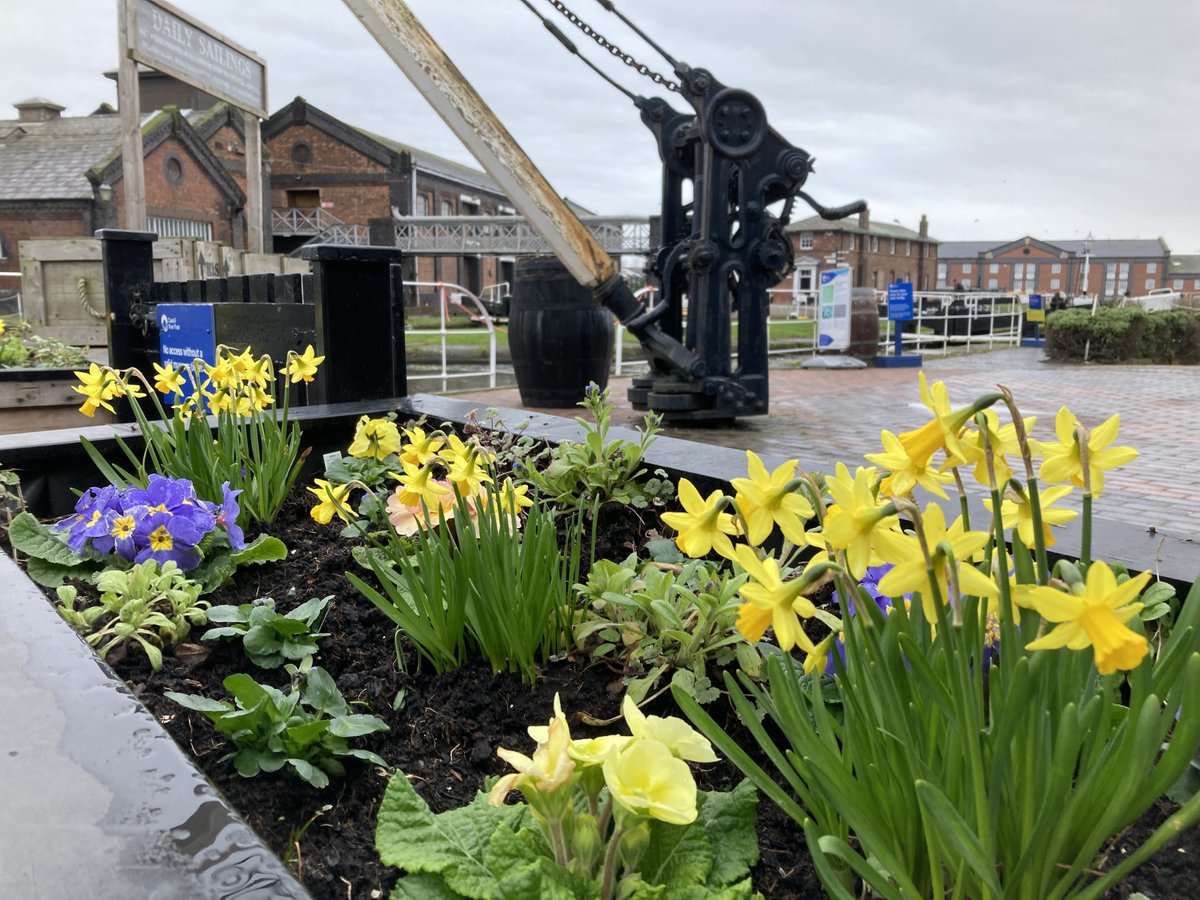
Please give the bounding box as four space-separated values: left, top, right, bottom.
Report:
937 236 1174 298
0 98 245 273
785 208 939 294
263 97 517 298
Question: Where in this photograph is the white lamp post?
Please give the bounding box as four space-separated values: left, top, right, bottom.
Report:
1083 231 1097 362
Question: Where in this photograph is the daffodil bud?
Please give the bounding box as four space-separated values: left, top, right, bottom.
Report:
569 813 603 871
618 821 651 870
1055 560 1085 588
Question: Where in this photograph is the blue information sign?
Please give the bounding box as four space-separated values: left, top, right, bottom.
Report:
158 303 216 402
887 282 914 321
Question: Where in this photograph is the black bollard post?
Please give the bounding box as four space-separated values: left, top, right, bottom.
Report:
299 244 406 404
97 229 157 421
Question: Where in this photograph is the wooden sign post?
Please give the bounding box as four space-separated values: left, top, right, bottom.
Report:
117 0 268 250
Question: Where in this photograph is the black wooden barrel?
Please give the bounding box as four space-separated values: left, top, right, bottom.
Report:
508 257 614 408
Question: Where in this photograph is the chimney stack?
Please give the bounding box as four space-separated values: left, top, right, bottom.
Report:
14 98 65 122
919 214 929 240
858 206 870 232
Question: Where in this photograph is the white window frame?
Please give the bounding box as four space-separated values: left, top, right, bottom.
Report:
989 262 999 274
1147 262 1157 274
848 234 856 250
890 238 896 253
987 278 999 289
1145 278 1155 291
1050 278 1061 290
1174 278 1184 290
936 263 947 287
870 236 879 252
799 232 814 250
1051 263 1062 274
962 262 972 274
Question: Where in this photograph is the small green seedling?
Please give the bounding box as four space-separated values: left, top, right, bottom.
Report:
203 595 331 668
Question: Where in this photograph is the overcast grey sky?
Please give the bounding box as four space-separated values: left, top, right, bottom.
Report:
5 0 1199 252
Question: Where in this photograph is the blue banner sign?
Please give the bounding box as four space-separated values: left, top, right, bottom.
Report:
887 282 914 321
158 303 216 402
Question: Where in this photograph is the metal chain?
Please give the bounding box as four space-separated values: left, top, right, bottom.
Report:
547 0 680 92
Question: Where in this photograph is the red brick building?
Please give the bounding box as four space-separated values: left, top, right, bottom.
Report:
263 97 514 297
937 236 1172 298
0 98 245 272
785 208 938 294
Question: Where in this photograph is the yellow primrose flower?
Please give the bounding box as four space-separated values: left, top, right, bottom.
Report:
602 738 697 825
1036 407 1138 496
400 426 445 466
877 503 996 622
385 483 463 536
660 478 739 560
820 463 904 579
347 415 402 461
488 704 575 805
390 460 451 509
567 734 633 767
867 429 954 500
282 345 325 384
733 544 818 653
307 479 352 524
729 451 812 546
1020 562 1151 675
983 484 1077 548
621 695 718 763
152 362 186 396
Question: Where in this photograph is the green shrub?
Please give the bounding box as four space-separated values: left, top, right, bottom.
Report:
1046 307 1200 363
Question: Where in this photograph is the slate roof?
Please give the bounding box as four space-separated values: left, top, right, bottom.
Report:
785 214 935 243
1168 254 1200 276
0 114 123 200
940 238 1169 259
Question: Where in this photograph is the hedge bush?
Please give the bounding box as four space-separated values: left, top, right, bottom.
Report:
1044 307 1200 363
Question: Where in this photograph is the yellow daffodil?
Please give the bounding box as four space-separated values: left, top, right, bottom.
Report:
347 415 402 461
661 478 739 560
72 362 119 416
733 544 818 652
307 479 352 524
959 409 1036 488
730 451 812 546
621 695 718 763
1036 407 1138 496
400 426 445 466
983 484 1077 548
867 429 954 499
390 460 451 509
283 345 325 384
0 318 6 335
152 362 186 396
877 503 996 621
603 738 697 825
820 463 904 579
911 373 1002 467
1020 562 1151 675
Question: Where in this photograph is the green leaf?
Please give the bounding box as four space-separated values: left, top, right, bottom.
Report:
8 512 87 566
698 780 759 887
376 774 525 899
914 780 1002 897
639 816 711 891
232 534 288 566
195 554 236 594
645 539 684 564
391 873 469 900
26 555 96 587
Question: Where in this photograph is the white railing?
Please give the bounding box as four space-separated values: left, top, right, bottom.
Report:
481 282 511 305
392 215 652 255
0 271 21 317
404 281 500 391
882 291 1025 355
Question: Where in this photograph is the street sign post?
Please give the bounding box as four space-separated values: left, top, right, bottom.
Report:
1022 293 1046 347
877 280 922 367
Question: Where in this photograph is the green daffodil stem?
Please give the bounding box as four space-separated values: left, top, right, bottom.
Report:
1078 425 1093 570
952 467 971 530
1081 493 1093 570
599 823 626 900
1025 478 1051 584
979 419 1014 620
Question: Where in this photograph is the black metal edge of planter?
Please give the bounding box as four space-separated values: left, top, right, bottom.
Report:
0 392 1196 898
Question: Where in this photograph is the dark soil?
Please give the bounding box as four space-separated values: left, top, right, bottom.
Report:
15 486 1200 899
